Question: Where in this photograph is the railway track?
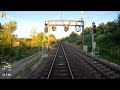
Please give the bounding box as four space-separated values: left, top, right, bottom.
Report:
41 43 74 79
65 43 120 79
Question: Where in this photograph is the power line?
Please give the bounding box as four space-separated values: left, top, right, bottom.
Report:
93 12 117 24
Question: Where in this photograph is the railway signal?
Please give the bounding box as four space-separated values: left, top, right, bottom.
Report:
92 22 96 33
44 21 48 33
52 26 56 31
75 25 81 32
64 25 69 32
75 21 81 32
80 20 84 50
92 22 96 55
43 20 84 52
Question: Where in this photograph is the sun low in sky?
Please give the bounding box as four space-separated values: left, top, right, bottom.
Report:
0 11 119 39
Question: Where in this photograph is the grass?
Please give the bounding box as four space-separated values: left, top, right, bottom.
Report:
0 47 39 65
98 54 120 65
10 51 41 79
66 42 82 49
66 42 120 66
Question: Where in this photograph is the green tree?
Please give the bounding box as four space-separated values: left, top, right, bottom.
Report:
68 31 79 43
0 20 17 62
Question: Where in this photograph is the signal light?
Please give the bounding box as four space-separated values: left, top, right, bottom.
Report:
44 23 48 33
75 25 81 32
93 25 96 33
92 22 96 34
64 25 69 32
52 26 56 31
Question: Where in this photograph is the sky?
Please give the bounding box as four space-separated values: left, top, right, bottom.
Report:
0 11 120 39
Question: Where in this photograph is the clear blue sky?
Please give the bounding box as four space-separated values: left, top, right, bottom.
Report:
0 11 120 39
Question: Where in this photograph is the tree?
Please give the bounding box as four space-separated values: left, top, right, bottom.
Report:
97 22 106 35
3 20 17 34
0 20 17 48
115 14 120 27
30 27 37 39
59 14 120 65
0 20 17 62
49 34 56 43
68 31 79 43
84 27 92 35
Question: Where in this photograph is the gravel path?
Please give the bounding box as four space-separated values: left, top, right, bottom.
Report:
0 51 44 79
20 46 57 79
